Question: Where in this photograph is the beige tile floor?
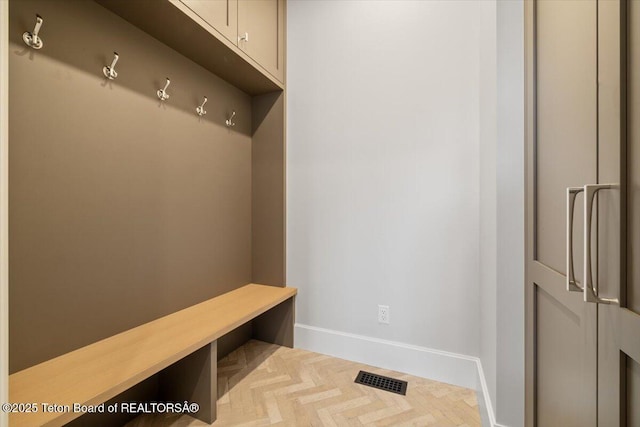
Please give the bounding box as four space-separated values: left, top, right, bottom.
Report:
127 340 481 427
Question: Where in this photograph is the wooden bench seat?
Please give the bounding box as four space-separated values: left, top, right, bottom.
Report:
9 283 297 427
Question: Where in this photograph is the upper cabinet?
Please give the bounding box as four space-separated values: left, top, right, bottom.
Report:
237 0 285 83
180 0 238 45
97 0 286 92
179 0 285 83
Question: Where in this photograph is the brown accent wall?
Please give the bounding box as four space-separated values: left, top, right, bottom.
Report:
252 91 286 286
9 0 257 373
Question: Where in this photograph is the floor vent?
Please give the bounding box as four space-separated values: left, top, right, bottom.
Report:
354 370 408 395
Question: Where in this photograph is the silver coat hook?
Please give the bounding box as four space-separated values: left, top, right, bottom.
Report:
103 52 119 80
196 96 207 116
23 14 44 49
157 78 171 101
226 111 236 127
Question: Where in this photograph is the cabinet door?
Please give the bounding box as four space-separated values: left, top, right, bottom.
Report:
597 1 640 425
181 0 238 45
527 0 639 425
527 0 599 425
237 0 284 83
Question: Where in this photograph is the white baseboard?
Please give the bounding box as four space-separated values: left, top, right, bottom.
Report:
294 323 506 427
475 357 502 427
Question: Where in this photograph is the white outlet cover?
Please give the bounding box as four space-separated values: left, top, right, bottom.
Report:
378 305 390 324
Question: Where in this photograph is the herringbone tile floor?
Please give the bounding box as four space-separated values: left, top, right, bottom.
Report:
128 340 481 427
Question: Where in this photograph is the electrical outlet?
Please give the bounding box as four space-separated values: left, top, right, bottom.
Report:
378 305 390 324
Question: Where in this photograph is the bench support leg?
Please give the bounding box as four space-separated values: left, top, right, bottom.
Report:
252 296 295 347
160 341 217 424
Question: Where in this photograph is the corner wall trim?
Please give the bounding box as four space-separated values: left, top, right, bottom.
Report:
294 323 507 427
476 358 507 427
0 0 9 425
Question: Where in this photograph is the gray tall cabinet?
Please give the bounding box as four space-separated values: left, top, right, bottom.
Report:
526 1 640 426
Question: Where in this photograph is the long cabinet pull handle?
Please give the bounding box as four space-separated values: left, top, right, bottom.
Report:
567 187 584 291
583 183 619 304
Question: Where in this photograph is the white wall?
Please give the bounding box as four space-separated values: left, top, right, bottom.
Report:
478 0 498 421
495 1 524 425
478 1 525 426
288 1 525 425
288 0 481 373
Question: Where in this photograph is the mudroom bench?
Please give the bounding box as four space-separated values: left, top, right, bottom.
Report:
9 284 297 426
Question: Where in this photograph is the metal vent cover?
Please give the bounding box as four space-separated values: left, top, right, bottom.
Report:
354 370 407 395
